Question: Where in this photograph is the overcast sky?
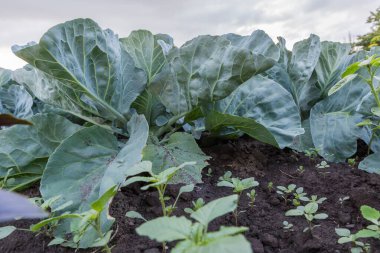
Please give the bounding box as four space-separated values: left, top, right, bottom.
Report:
0 0 378 70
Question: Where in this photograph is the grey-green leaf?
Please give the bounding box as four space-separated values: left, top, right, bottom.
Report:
213 75 304 148
359 153 380 174
0 226 16 240
12 18 146 124
191 195 238 226
136 216 192 242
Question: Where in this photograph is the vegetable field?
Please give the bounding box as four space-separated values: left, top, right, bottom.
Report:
0 18 380 253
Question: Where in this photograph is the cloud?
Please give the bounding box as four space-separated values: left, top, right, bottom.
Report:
0 0 378 69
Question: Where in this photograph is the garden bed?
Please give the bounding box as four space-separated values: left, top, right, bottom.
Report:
2 137 380 253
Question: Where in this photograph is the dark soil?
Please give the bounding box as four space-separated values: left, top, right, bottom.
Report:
2 137 380 253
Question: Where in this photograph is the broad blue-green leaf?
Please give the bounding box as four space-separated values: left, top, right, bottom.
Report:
136 216 192 242
267 35 321 114
213 75 304 148
100 114 149 194
0 68 12 87
172 234 252 253
0 114 81 189
359 153 380 174
142 132 210 184
152 34 267 116
0 84 33 119
0 226 17 240
12 18 146 124
121 30 173 85
290 119 315 152
315 42 352 95
191 195 238 226
310 76 370 162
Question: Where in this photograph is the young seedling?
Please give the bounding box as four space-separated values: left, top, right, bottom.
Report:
335 228 371 253
297 165 305 174
123 161 195 217
276 184 297 204
1 186 118 252
205 168 213 177
348 158 356 167
316 160 330 169
217 171 259 225
246 189 256 207
136 195 252 253
282 221 294 232
335 205 380 253
184 198 205 214
292 187 308 207
302 195 327 205
304 148 320 159
285 202 328 233
267 181 274 192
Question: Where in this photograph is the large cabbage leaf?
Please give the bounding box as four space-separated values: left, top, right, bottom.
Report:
120 30 173 125
210 75 304 148
12 18 146 126
0 114 81 190
152 32 277 117
309 77 370 162
40 114 148 247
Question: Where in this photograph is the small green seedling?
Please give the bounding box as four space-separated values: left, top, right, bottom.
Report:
304 148 320 159
276 184 297 204
285 202 328 233
136 195 252 253
348 158 356 167
123 161 195 217
297 165 305 174
184 198 205 214
292 187 308 207
302 195 327 205
335 205 380 253
205 168 213 177
282 221 294 232
335 228 371 253
316 160 330 169
267 181 274 192
246 189 256 207
217 171 259 225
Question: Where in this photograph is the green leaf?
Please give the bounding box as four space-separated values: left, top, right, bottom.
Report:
0 226 16 240
91 230 113 247
358 153 380 174
152 34 268 116
172 234 252 253
0 114 81 189
285 209 304 216
371 107 380 117
335 228 351 237
125 211 146 221
142 132 210 184
342 62 361 77
217 181 235 188
314 213 328 219
91 185 117 213
179 184 195 195
315 42 352 95
0 84 34 119
0 68 12 87
310 76 370 162
360 205 380 224
206 226 249 239
355 229 379 239
304 203 318 214
136 216 192 242
30 214 81 232
191 195 238 226
328 74 358 96
337 237 352 244
212 75 304 148
205 110 279 148
13 18 146 124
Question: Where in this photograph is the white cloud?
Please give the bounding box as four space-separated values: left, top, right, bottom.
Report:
0 0 378 69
